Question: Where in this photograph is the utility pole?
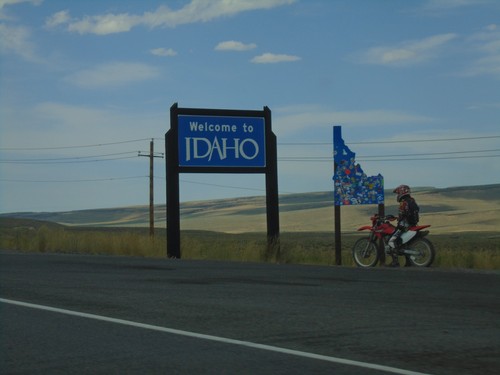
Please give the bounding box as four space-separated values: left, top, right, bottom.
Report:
139 139 164 237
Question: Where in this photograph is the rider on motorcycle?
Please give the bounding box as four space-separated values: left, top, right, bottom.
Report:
388 184 420 266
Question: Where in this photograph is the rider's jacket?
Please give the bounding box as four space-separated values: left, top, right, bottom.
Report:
398 195 419 227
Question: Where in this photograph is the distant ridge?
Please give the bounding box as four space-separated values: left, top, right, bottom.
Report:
1 184 499 233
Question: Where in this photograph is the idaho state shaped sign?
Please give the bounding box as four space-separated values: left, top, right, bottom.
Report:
333 126 384 205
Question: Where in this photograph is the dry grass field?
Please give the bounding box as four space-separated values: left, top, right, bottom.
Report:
5 185 497 234
179 185 500 234
1 185 498 269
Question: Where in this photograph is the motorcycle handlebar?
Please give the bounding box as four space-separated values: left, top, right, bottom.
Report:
370 214 397 222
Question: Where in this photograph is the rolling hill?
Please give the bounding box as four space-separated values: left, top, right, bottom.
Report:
1 184 499 234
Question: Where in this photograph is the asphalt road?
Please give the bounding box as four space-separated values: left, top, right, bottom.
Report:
1 251 499 375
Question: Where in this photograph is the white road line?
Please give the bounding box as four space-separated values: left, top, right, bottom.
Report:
1 298 431 375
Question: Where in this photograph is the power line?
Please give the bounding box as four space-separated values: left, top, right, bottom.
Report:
0 138 151 151
358 154 500 162
172 178 296 194
358 148 500 158
0 151 138 162
0 155 138 164
3 147 496 164
2 135 498 192
279 142 331 146
0 176 147 183
3 134 497 151
179 179 267 193
350 135 500 145
278 134 500 146
278 154 500 162
278 149 500 161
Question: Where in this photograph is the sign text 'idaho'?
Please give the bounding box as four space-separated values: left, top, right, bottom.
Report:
178 115 266 167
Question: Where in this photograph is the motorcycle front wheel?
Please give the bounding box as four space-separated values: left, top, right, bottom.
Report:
352 237 379 267
406 238 435 267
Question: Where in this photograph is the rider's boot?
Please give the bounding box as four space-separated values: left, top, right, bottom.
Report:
384 244 400 267
390 256 400 267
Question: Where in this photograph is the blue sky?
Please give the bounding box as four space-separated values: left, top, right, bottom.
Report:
1 0 499 213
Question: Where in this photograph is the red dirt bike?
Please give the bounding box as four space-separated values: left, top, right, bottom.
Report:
352 214 436 267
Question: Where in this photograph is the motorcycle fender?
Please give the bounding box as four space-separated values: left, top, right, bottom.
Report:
409 225 431 231
400 230 417 244
418 230 430 238
357 226 372 232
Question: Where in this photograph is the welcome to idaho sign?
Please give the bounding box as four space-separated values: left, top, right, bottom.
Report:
165 103 279 259
178 115 266 168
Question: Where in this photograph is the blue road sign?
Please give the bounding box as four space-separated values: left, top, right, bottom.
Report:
178 115 266 167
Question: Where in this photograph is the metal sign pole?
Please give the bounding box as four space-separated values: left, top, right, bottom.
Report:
264 106 280 260
166 104 181 258
334 204 342 265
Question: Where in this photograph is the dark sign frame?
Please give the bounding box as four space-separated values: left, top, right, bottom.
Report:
165 103 279 258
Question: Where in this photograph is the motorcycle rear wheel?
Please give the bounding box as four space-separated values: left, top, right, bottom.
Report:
352 237 379 267
406 238 435 267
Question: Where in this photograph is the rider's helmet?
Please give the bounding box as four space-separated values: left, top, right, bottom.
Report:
393 184 411 202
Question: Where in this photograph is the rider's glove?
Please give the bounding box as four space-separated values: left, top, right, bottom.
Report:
398 219 409 230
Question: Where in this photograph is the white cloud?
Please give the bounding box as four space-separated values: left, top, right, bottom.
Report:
47 0 295 35
0 0 41 19
357 33 457 66
65 62 161 88
251 52 300 63
1 100 165 150
0 23 41 62
215 40 257 51
422 0 491 10
44 10 70 28
462 54 500 79
0 0 41 7
150 47 177 57
0 0 44 62
274 106 434 136
462 24 500 79
68 13 140 35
